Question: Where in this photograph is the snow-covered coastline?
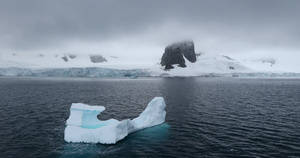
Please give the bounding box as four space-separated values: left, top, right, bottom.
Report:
1 53 299 78
1 67 300 78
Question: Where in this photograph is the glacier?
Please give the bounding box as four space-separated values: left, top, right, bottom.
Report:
1 67 300 78
64 97 166 144
1 53 300 78
0 67 150 77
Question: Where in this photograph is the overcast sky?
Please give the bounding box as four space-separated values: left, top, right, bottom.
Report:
1 0 300 60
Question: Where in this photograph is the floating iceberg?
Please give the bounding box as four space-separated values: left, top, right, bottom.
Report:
64 97 166 144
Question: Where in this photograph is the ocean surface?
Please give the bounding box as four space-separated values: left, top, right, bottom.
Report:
0 77 300 158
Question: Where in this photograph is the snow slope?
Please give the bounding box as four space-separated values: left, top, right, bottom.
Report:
0 53 152 69
238 58 300 73
148 53 254 77
1 52 299 77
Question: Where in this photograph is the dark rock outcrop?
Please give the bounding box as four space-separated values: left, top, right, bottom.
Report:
62 56 68 62
180 42 196 63
68 54 77 59
90 55 107 63
160 41 196 70
161 47 186 69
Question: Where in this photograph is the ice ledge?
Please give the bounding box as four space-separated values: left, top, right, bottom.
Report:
64 97 167 144
70 103 105 111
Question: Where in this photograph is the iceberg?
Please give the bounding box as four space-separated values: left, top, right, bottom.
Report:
64 97 166 144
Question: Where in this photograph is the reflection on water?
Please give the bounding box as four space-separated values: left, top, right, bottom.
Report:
126 123 170 143
59 123 170 158
1 77 300 157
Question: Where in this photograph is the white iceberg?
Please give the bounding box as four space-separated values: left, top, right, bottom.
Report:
64 97 166 144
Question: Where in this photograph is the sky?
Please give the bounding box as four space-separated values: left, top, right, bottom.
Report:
0 0 300 63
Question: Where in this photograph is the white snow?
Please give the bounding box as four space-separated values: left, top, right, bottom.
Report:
237 58 300 73
0 53 153 69
64 97 167 144
132 97 166 130
70 103 106 111
1 52 300 77
148 53 254 77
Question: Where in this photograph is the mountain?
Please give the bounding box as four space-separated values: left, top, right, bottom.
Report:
148 53 253 77
0 52 299 77
0 53 121 68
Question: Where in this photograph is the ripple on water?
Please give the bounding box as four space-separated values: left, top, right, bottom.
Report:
0 77 300 157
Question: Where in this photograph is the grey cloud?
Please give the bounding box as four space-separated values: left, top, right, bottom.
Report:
0 0 300 53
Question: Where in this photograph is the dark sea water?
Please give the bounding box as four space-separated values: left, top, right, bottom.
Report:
0 77 300 158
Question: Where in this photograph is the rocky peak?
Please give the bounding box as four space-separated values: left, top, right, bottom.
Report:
160 41 196 70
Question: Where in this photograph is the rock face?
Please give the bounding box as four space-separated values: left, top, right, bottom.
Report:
68 54 77 59
90 55 107 63
62 56 68 62
160 41 196 69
